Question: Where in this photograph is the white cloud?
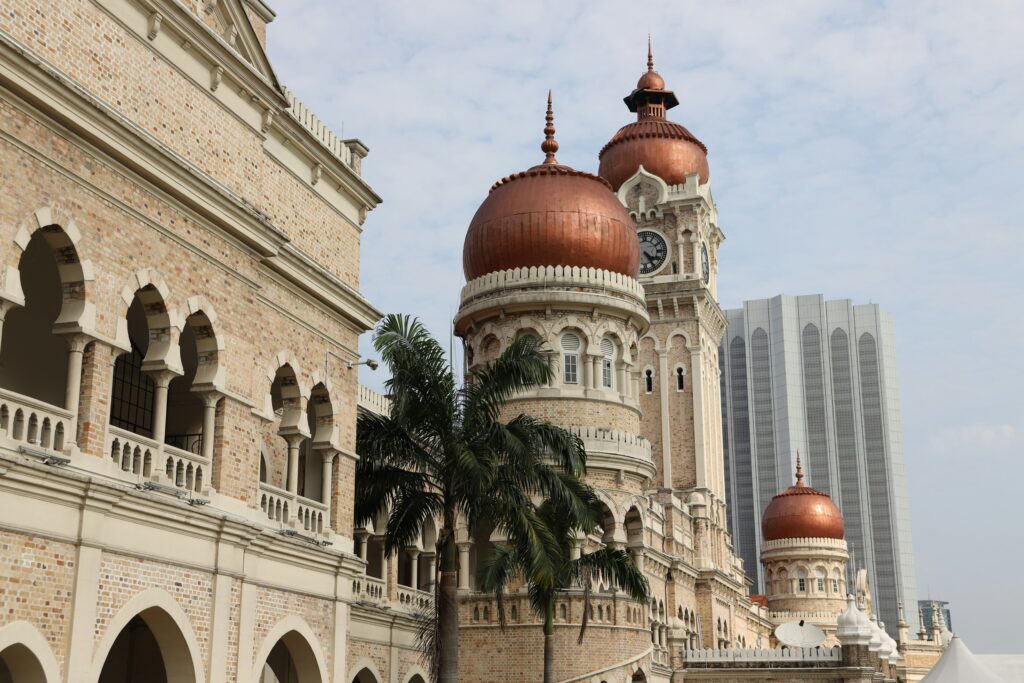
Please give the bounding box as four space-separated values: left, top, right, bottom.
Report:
930 423 1019 452
267 0 1024 652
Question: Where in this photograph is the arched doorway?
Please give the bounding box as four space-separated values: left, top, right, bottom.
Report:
259 631 322 683
351 668 379 683
631 669 648 682
0 643 46 683
97 606 197 683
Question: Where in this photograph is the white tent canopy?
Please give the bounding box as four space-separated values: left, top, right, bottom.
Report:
922 636 1005 683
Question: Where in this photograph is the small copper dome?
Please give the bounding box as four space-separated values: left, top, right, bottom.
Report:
636 69 665 91
762 455 845 542
463 94 640 281
598 42 709 191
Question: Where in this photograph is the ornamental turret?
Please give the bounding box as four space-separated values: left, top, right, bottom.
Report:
761 456 850 638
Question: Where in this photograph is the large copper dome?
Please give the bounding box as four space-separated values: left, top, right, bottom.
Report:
463 95 640 281
762 456 845 542
597 44 709 191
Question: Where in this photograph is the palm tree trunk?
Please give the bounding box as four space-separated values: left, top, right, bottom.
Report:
438 533 460 683
543 599 555 683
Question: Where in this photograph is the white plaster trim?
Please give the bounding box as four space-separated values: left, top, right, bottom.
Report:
0 621 62 683
89 587 207 683
250 615 329 683
347 656 385 683
461 266 645 305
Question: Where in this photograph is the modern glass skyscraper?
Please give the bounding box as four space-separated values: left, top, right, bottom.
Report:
719 294 917 637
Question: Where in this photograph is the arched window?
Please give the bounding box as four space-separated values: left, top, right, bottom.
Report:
796 568 808 593
559 603 567 621
600 338 614 388
676 366 685 391
644 368 653 393
831 568 841 594
561 333 580 385
815 568 826 593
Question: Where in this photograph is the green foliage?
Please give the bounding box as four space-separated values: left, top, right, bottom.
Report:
355 314 597 681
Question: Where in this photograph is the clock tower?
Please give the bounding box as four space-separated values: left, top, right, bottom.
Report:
599 44 730 567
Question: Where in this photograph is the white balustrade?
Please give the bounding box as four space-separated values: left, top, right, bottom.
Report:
396 585 432 611
357 385 390 416
0 387 72 452
683 646 842 664
106 426 210 494
352 576 386 605
296 495 327 534
259 482 295 525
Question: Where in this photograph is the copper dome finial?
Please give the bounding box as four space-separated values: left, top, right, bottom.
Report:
647 35 654 72
541 90 559 165
795 451 805 486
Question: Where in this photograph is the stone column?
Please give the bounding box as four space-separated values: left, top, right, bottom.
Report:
199 391 221 464
378 537 389 580
408 548 421 590
149 369 177 448
62 334 89 448
355 531 369 562
457 542 472 590
320 449 333 505
631 547 646 574
425 552 437 591
283 434 305 496
590 355 600 389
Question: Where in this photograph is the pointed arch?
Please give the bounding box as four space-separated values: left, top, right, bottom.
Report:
402 666 430 683
347 658 383 683
0 621 61 683
252 616 327 683
90 587 205 683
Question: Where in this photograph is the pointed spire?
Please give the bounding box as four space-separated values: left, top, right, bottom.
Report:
541 90 559 165
647 34 654 72
794 451 806 486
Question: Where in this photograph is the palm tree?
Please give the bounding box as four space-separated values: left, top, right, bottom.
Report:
355 314 594 683
481 498 650 683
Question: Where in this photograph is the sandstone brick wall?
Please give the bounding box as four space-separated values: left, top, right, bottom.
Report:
0 92 360 514
0 0 363 285
254 585 336 675
459 621 651 683
0 530 76 672
94 553 214 660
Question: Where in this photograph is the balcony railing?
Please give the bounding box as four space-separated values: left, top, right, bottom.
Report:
107 426 210 494
0 387 71 452
352 576 387 606
258 482 328 534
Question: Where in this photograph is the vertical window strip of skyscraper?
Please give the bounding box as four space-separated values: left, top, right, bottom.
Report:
858 332 899 631
830 328 867 576
801 324 831 494
729 336 757 590
750 328 777 583
719 345 733 538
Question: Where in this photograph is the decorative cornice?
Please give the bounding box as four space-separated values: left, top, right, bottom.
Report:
461 265 645 305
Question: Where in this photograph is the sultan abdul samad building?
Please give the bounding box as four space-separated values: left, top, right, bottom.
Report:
0 2 945 683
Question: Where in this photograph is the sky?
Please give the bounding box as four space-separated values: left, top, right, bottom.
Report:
266 0 1024 652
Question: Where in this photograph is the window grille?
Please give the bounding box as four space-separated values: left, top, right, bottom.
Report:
798 578 806 592
110 341 155 437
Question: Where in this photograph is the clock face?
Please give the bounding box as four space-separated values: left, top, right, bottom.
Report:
701 243 710 284
638 230 668 275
